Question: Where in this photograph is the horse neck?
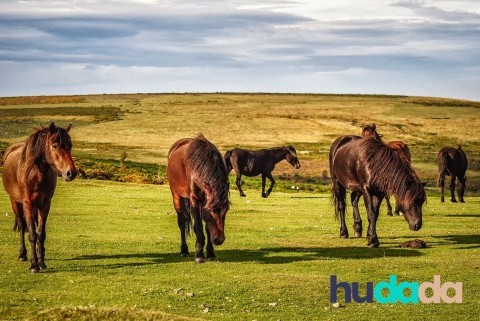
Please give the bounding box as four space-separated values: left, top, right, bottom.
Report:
270 148 288 164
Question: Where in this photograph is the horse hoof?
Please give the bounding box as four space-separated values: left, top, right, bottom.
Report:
368 243 380 248
460 200 465 203
387 213 393 216
354 232 362 238
206 257 216 262
39 262 47 270
451 199 457 203
240 194 246 197
180 253 190 258
340 235 349 239
195 257 206 264
18 256 27 262
30 265 39 273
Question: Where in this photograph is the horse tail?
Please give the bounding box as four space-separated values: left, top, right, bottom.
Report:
182 198 192 236
224 150 233 173
437 150 449 187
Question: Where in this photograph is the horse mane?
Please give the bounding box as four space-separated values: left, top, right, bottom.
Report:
186 135 230 212
359 138 424 203
21 127 50 173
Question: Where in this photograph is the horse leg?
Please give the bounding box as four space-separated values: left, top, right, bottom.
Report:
192 206 206 263
333 181 348 238
438 172 446 202
265 173 275 198
10 199 27 261
449 175 457 202
364 193 382 248
173 196 190 256
205 224 216 261
235 173 246 197
261 174 267 198
23 202 39 272
351 192 362 238
36 202 50 270
385 196 393 216
459 177 467 203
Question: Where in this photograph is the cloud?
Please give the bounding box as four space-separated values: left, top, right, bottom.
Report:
0 0 479 100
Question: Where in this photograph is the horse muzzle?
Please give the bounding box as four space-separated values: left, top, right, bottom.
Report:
409 221 422 231
62 168 78 181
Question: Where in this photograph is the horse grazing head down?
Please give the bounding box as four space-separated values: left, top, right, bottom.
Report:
186 136 230 246
285 146 301 169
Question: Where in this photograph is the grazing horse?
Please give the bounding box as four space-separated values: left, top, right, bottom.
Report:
167 135 230 263
437 146 468 203
224 146 300 198
329 135 425 247
361 124 412 215
2 123 77 272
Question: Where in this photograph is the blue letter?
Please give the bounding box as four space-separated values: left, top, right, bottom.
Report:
352 282 374 303
330 275 352 303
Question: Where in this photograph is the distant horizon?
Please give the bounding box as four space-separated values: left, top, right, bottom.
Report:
1 91 479 102
1 1 479 101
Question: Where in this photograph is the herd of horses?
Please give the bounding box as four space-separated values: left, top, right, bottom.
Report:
1 123 469 272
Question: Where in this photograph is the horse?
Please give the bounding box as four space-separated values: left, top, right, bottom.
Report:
167 134 230 263
361 124 412 216
437 146 468 203
224 146 300 198
2 123 77 272
329 135 425 247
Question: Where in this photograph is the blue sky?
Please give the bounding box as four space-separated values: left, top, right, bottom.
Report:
0 0 479 100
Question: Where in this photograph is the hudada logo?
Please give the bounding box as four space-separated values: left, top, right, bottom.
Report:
330 275 463 304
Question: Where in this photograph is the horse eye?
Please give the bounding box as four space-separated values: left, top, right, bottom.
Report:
52 143 59 149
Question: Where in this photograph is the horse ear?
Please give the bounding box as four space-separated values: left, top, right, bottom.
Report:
49 122 56 134
66 123 72 132
372 124 376 130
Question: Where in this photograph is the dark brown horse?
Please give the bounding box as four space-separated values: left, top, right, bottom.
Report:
167 135 230 263
2 123 77 272
329 135 425 247
361 124 412 216
224 146 300 198
437 146 468 202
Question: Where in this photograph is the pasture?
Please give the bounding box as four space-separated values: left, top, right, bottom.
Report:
0 93 479 320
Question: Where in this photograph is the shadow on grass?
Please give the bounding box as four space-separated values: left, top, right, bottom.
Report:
443 213 480 218
63 245 423 270
431 234 480 249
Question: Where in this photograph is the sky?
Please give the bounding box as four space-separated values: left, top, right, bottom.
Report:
0 0 479 100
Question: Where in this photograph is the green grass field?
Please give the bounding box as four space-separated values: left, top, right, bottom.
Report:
0 94 479 320
0 181 478 320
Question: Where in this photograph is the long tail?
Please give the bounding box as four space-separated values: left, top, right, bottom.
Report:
181 198 192 236
224 150 233 173
437 151 449 187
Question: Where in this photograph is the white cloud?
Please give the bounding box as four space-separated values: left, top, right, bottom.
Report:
0 0 479 99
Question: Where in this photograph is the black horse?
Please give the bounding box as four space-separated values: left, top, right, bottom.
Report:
329 135 425 247
224 146 300 197
437 146 468 203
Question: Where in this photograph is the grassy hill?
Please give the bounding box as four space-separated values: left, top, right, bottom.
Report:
1 93 479 193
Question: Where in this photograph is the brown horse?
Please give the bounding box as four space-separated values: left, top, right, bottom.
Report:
329 135 425 247
437 146 468 202
2 123 77 272
167 135 230 263
224 146 300 198
361 124 412 216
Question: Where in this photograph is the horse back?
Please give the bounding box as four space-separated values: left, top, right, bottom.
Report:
388 141 411 163
329 136 366 190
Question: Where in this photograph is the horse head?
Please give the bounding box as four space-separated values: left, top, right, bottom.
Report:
396 181 426 231
361 124 383 141
285 146 301 169
44 122 77 181
202 182 229 245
